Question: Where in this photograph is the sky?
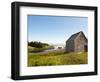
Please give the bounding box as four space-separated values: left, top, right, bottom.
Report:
28 15 88 44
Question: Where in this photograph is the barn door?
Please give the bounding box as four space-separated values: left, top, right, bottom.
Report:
84 45 88 52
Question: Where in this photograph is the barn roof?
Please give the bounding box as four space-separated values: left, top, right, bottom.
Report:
66 31 87 43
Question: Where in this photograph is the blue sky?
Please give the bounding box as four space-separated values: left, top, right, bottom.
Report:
28 15 88 44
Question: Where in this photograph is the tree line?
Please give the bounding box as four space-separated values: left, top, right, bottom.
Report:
28 41 49 48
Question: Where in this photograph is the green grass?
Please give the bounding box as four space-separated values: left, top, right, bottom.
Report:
28 51 88 66
28 46 54 53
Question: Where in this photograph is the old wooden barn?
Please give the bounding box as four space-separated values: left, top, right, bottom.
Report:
66 31 88 52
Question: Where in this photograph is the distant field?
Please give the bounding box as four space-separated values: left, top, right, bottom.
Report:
28 45 54 53
28 49 88 66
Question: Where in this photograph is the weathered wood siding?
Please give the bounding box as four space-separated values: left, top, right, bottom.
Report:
66 40 74 52
74 33 87 52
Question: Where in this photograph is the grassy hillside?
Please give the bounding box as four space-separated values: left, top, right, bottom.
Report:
28 45 54 53
28 50 88 66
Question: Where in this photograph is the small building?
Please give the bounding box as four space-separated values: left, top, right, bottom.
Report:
54 45 65 50
66 31 88 52
58 47 62 49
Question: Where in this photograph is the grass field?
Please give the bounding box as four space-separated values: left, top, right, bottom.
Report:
28 50 88 66
28 45 54 53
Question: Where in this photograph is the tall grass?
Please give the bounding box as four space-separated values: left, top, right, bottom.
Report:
28 51 88 66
